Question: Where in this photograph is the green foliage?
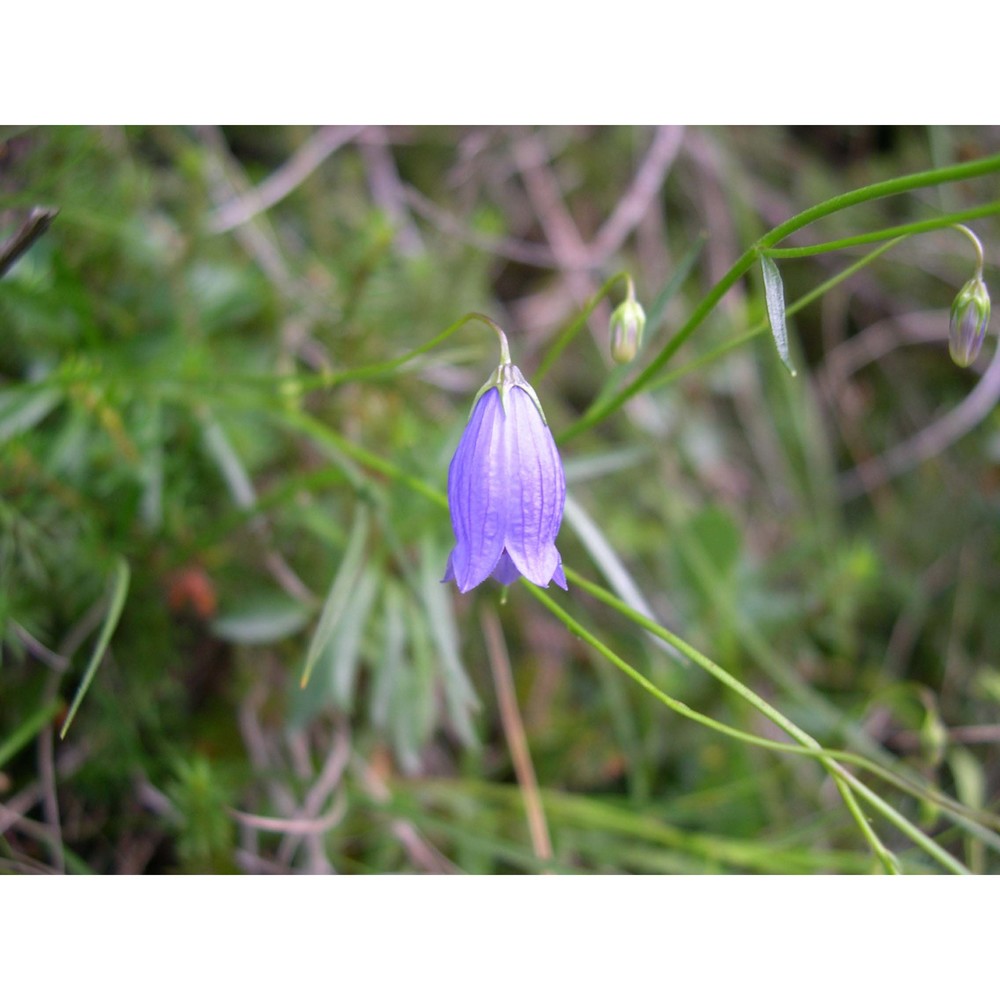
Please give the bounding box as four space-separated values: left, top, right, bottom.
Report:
1 126 998 874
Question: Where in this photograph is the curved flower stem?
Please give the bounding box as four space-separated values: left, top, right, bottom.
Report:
953 223 986 276
534 270 633 382
527 579 906 874
261 404 997 849
558 153 1000 444
465 312 511 364
323 310 512 387
538 569 975 874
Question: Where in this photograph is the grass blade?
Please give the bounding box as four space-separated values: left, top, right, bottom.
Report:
299 505 369 689
60 557 130 739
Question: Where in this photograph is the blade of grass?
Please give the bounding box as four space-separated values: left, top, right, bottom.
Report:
300 505 369 689
60 557 130 739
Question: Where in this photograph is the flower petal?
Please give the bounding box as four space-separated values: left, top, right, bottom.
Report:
490 550 521 585
502 386 566 587
446 387 507 592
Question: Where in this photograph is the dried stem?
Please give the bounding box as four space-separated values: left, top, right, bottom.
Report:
480 608 552 864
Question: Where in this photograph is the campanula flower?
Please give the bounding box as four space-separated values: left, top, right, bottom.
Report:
443 331 567 593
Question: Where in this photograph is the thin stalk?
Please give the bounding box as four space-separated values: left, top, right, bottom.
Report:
534 271 631 381
250 395 992 862
526 582 902 873
558 154 1000 443
645 239 906 392
766 201 1000 259
481 608 553 864
546 569 969 874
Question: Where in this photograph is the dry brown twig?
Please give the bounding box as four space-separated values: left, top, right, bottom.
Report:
481 607 552 865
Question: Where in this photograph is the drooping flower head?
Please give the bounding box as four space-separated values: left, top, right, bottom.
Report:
948 225 991 369
443 327 567 593
949 274 991 368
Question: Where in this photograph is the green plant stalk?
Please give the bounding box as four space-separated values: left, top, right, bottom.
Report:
268 407 996 846
644 239 905 392
558 153 1000 443
527 580 905 874
442 777 918 872
60 557 131 739
534 272 631 382
766 201 1000 259
412 779 889 873
257 387 1000 852
549 569 969 874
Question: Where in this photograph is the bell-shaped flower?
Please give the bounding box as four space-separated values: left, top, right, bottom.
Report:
443 350 567 594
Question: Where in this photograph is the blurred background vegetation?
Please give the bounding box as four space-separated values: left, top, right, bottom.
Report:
1 125 998 874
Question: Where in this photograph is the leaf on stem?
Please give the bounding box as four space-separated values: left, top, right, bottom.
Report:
760 253 797 376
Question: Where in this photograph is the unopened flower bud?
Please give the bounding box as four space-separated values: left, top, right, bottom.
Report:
609 298 646 364
949 275 990 368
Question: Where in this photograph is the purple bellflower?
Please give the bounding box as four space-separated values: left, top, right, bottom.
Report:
443 331 567 593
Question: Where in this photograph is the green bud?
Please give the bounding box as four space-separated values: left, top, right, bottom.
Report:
609 298 646 364
949 275 990 368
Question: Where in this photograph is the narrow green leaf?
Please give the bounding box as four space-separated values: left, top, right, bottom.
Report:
329 565 379 709
212 596 310 644
419 538 478 746
562 494 683 664
300 506 369 688
394 595 437 773
200 409 256 508
371 582 406 731
60 557 130 739
759 253 797 376
645 230 707 334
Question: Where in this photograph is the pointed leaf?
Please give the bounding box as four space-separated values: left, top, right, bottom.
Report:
212 596 310 644
419 538 478 745
760 253 797 376
60 557 130 738
329 565 379 709
300 506 369 688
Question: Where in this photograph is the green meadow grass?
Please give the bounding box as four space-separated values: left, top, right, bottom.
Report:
1 125 998 873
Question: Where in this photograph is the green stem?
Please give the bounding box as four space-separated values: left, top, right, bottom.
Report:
643 239 905 391
550 568 969 874
766 201 1000 259
558 153 1000 444
249 400 988 868
953 223 986 276
525 581 905 871
465 312 511 364
534 271 632 382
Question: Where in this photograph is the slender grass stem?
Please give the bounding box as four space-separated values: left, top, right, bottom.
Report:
558 154 1000 443
766 201 1000 259
538 569 970 874
534 271 631 381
